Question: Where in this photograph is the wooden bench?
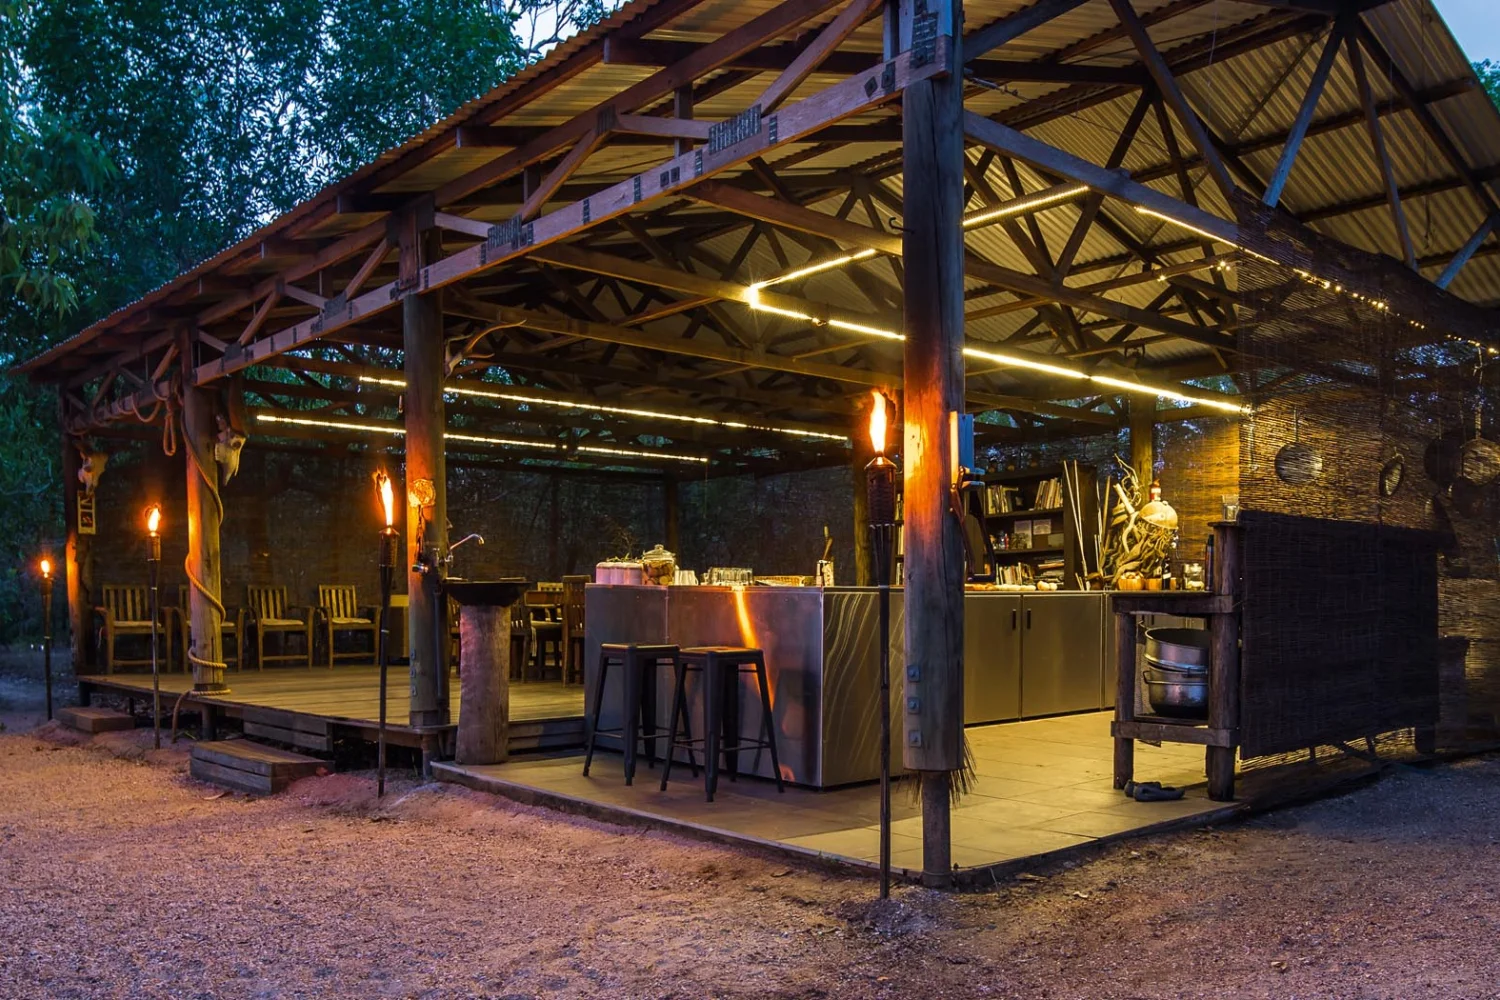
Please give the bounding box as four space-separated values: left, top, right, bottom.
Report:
58 705 135 733
190 740 326 795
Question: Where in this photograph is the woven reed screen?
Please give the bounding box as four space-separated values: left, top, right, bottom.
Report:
1234 243 1500 753
1237 510 1440 757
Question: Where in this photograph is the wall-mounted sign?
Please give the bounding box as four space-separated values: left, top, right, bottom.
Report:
77 494 96 535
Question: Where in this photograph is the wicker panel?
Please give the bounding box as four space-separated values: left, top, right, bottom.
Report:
1238 512 1440 758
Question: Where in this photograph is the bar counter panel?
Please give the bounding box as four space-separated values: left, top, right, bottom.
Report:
584 586 1108 789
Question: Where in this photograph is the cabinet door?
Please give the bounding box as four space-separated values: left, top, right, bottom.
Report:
1021 595 1104 717
964 594 1021 724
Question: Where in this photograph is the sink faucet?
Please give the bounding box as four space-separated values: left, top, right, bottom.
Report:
449 533 485 555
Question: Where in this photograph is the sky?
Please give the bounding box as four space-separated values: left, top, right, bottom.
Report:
1432 0 1498 64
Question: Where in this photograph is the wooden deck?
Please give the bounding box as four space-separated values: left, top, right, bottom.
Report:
77 667 585 753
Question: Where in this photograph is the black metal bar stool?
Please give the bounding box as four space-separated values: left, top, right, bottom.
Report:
583 642 679 785
662 646 783 801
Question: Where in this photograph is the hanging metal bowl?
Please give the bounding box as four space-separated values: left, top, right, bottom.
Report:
1275 412 1322 486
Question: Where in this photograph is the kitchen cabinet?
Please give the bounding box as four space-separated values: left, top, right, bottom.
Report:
964 594 1021 724
1020 593 1105 717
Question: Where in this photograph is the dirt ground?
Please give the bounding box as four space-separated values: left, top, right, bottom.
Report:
2 656 1499 999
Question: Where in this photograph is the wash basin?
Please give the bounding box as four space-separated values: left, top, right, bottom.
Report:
443 578 529 606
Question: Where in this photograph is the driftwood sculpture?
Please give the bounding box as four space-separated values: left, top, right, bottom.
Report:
1101 457 1178 585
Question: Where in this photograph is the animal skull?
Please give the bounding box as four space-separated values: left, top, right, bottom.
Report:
214 415 248 482
77 447 107 495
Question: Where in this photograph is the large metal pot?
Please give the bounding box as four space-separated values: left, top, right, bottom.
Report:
1143 627 1211 674
1143 666 1208 719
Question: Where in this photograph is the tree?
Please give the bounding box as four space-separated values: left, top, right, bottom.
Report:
1477 60 1500 110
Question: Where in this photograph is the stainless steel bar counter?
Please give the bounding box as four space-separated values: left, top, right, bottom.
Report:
584 585 1111 789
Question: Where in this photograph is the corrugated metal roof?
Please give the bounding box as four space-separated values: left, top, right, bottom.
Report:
19 0 1500 382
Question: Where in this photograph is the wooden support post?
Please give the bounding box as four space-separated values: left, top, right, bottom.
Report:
852 409 874 587
901 0 965 889
1113 608 1137 789
1207 521 1242 801
455 605 510 765
404 226 450 728
673 85 694 158
663 476 681 553
182 374 228 693
1129 399 1156 481
61 421 94 672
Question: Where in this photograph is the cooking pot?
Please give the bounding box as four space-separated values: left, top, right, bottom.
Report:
1143 627 1211 673
1143 667 1208 719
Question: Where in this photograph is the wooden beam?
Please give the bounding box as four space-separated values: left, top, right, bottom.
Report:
965 0 1089 61
1435 213 1499 289
520 125 609 220
613 113 713 141
1263 20 1344 207
1108 0 1236 203
607 37 1147 84
756 0 883 112
196 45 947 386
432 0 852 210
1346 21 1416 269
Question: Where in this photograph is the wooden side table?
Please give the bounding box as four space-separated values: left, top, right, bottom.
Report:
1112 522 1243 801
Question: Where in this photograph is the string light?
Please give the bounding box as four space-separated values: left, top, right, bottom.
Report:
253 413 709 464
357 376 848 442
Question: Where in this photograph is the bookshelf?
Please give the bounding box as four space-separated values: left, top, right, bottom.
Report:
980 464 1097 588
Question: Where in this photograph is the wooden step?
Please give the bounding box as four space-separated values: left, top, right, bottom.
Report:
58 706 135 733
190 740 327 795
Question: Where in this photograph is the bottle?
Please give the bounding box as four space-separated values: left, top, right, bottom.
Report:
1204 536 1215 592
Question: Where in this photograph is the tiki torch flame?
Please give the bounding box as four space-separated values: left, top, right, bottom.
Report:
376 471 395 528
144 504 162 537
39 558 51 579
868 390 889 457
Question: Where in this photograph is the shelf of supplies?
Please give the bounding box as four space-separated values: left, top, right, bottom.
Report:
991 547 1063 559
984 507 1063 520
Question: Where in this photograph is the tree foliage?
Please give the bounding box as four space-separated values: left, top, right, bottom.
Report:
1477 60 1500 110
0 0 614 641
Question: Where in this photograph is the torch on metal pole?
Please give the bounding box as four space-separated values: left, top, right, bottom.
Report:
39 560 54 721
146 505 162 750
865 390 898 900
375 471 397 798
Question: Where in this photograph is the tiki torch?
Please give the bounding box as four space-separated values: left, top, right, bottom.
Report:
39 558 54 721
375 470 398 798
865 390 898 900
144 503 163 749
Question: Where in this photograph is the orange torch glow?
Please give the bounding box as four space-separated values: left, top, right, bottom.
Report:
39 558 51 580
144 504 162 537
375 470 395 528
868 390 890 457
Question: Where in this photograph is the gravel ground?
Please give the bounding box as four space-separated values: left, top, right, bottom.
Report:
2 657 1499 999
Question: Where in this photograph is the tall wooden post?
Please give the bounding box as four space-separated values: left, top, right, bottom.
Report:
60 418 94 672
182 373 228 693
1129 399 1156 482
403 223 450 728
900 0 965 887
852 408 874 587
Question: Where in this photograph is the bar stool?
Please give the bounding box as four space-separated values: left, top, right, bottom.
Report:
582 643 679 785
662 646 784 801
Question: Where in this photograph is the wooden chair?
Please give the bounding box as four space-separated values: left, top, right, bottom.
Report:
95 584 171 674
524 589 563 681
244 585 313 669
509 608 531 682
316 585 379 668
561 575 589 686
173 584 243 671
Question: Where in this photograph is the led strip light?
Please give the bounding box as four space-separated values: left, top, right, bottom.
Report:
743 267 1250 415
254 412 710 464
356 375 848 443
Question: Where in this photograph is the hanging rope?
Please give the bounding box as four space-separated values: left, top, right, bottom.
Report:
181 395 228 674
